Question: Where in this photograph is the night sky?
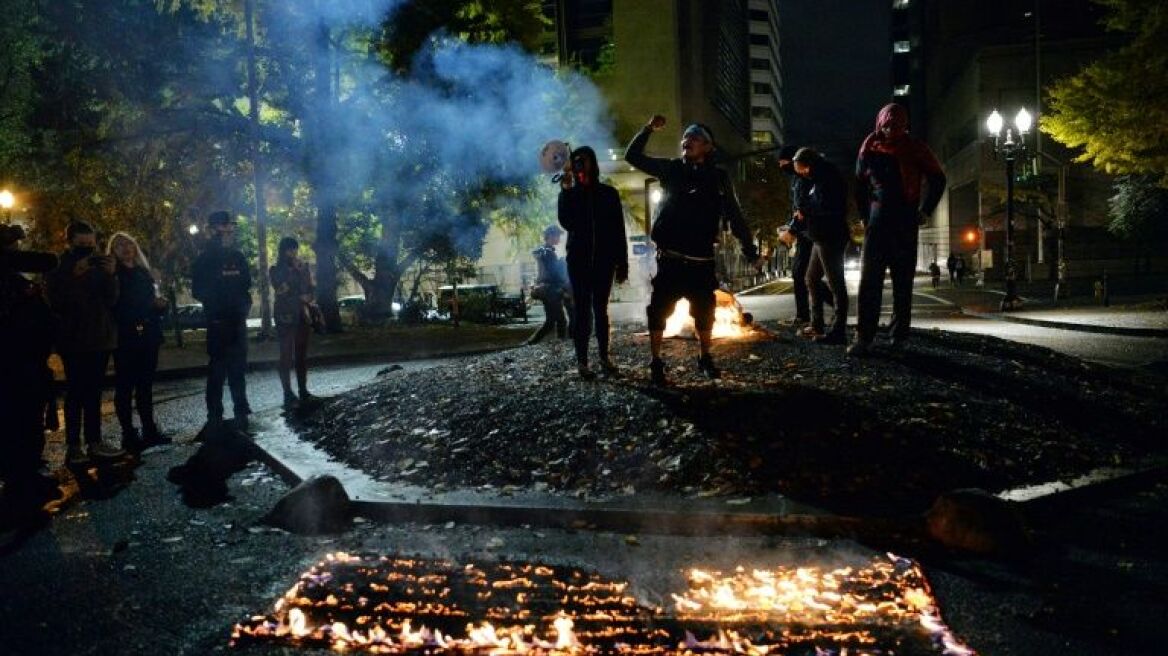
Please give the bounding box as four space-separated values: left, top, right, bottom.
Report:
780 0 892 169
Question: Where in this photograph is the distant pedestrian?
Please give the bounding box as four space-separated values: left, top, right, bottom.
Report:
270 237 318 409
558 145 629 378
792 147 850 346
946 252 957 286
955 254 966 287
850 103 946 356
108 232 170 452
526 225 571 346
46 221 125 462
625 114 763 384
929 261 941 289
191 211 252 434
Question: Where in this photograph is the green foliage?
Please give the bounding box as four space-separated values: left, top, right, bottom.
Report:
379 0 547 71
1042 0 1168 183
1107 175 1168 239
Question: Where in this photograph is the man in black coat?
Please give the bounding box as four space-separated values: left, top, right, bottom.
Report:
558 145 628 377
626 114 763 385
793 148 851 345
191 210 252 433
778 145 831 329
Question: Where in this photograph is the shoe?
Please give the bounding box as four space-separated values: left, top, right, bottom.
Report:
598 358 620 376
283 391 299 409
298 391 321 406
649 358 668 386
800 325 824 338
697 354 721 379
141 426 173 447
813 332 847 346
66 444 89 465
89 441 126 459
121 429 146 454
846 340 872 358
577 362 596 380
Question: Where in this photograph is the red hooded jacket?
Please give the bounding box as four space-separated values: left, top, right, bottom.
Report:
855 104 946 229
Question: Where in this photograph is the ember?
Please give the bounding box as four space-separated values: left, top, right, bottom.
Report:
662 290 752 339
232 552 974 655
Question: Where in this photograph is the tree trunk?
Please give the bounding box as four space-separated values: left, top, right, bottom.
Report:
310 16 342 332
245 0 273 338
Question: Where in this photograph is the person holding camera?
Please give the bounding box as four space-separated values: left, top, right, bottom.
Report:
625 114 764 385
270 236 318 409
191 210 252 433
526 225 571 346
47 221 124 462
851 103 946 356
108 231 170 452
558 146 628 378
792 148 850 346
0 224 61 504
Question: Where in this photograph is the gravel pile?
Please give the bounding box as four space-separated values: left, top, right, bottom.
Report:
294 327 1166 516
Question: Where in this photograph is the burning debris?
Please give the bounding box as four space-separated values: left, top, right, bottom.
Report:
662 290 754 340
232 552 974 655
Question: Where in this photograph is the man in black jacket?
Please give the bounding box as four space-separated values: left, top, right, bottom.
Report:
626 115 762 385
191 210 252 432
793 148 850 345
778 145 830 329
558 145 628 378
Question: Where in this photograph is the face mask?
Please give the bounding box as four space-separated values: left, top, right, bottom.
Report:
73 245 95 258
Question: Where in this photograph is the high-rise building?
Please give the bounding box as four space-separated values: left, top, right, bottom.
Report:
747 0 783 147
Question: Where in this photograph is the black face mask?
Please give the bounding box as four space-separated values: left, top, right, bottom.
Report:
73 245 95 258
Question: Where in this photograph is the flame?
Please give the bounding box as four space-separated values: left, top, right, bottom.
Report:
662 290 750 339
232 552 975 655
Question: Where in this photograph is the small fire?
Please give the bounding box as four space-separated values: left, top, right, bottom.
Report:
662 290 752 339
232 552 975 655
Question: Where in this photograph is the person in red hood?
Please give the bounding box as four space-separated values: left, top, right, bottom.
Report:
849 103 946 357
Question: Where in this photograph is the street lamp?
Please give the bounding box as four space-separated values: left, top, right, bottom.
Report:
986 107 1031 311
188 223 200 236
0 189 15 212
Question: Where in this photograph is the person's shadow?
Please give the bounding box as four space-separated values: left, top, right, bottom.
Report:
167 425 260 508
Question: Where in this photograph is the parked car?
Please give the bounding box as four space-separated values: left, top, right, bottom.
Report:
173 303 205 330
338 294 400 324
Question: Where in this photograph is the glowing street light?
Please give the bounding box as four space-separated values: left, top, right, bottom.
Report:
188 223 200 236
985 107 1032 311
0 189 15 211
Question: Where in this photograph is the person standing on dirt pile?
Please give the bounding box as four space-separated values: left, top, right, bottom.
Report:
625 114 764 385
558 145 629 379
47 220 126 463
850 103 946 357
270 236 319 410
778 145 832 331
108 231 171 452
0 224 61 506
191 210 253 434
792 147 850 346
525 225 572 346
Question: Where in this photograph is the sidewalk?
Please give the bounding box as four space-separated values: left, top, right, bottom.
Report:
48 322 533 384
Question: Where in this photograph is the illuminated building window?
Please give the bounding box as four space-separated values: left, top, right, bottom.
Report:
893 84 911 96
893 40 911 54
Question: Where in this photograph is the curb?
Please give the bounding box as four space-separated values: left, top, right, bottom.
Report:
961 308 1168 338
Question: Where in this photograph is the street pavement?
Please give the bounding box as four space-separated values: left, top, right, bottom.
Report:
1 283 1165 655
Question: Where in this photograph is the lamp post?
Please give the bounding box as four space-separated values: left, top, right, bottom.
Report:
985 108 1032 311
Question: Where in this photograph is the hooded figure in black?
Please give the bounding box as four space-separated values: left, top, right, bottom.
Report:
778 145 831 326
792 148 850 344
558 146 628 377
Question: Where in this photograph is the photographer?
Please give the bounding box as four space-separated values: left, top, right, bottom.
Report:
47 221 124 462
270 236 317 409
0 225 60 504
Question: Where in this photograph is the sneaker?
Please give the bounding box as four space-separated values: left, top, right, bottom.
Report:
88 441 126 459
283 391 299 409
66 444 89 465
812 332 847 346
141 426 173 447
121 429 146 454
598 358 620 376
697 354 721 379
846 339 872 358
649 358 668 386
800 325 824 338
298 391 322 406
577 363 596 380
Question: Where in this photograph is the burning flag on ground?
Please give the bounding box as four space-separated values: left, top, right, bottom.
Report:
232 552 974 654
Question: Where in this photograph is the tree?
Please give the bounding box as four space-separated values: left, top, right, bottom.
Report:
737 155 792 252
1042 0 1168 184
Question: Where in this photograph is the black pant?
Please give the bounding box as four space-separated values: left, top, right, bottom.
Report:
277 321 310 395
647 257 717 332
569 264 615 364
791 236 832 321
60 350 110 447
857 225 918 342
806 240 849 337
0 365 48 483
114 342 160 436
530 289 569 344
206 319 250 420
